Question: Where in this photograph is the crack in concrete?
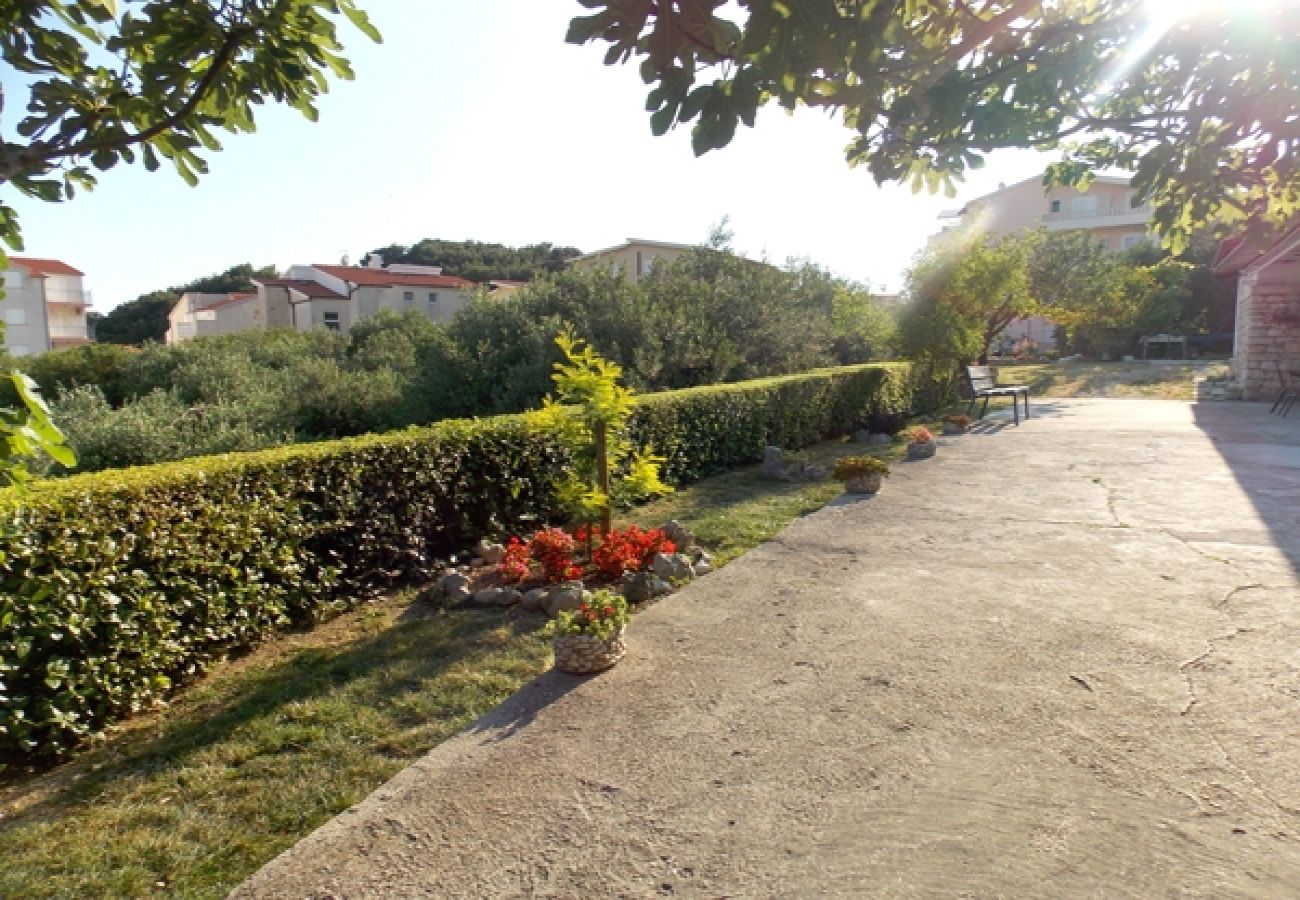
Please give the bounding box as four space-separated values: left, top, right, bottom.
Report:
1178 627 1243 717
1216 583 1266 609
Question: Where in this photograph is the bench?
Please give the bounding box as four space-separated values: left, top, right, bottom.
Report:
964 365 1030 425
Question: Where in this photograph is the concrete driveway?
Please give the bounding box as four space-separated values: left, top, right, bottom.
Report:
235 399 1300 898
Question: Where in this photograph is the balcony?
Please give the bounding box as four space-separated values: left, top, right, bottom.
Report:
1042 204 1152 230
48 319 89 341
45 286 92 308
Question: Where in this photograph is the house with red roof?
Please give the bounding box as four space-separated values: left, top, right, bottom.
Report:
266 255 476 333
1 256 91 355
165 255 478 343
165 291 260 344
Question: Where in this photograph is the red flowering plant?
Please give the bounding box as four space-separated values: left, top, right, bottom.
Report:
529 526 583 583
910 426 935 444
591 525 676 579
497 537 533 583
545 589 629 639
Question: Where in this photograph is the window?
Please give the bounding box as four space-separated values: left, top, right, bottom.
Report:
2 271 20 287
427 292 439 305
1071 195 1099 215
322 311 341 331
4 308 27 326
8 345 29 357
1050 200 1061 213
402 290 414 306
1121 234 1148 251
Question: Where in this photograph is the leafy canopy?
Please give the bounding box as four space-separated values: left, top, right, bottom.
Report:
0 0 381 251
569 0 1299 251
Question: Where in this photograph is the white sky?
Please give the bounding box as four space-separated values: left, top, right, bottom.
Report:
4 1 1055 310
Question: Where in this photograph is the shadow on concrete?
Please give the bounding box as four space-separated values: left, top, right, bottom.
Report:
464 668 585 744
1191 401 1300 573
967 400 1070 433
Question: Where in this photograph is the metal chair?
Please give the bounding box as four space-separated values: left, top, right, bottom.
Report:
1271 362 1297 417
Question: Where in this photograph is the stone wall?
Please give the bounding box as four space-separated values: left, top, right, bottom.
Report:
1235 273 1300 400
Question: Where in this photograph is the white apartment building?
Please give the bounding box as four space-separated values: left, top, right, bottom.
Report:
165 291 259 344
932 174 1156 352
165 256 478 343
0 256 92 356
570 239 696 281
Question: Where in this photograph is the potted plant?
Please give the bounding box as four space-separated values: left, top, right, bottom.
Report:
832 454 890 494
942 414 972 435
906 426 937 460
547 588 629 674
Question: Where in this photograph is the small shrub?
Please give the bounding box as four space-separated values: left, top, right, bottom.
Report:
910 426 935 444
832 455 890 481
528 527 581 583
590 525 675 579
546 589 628 639
497 537 532 583
942 414 972 428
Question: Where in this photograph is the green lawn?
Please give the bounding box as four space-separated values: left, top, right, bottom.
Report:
0 431 913 898
994 359 1230 402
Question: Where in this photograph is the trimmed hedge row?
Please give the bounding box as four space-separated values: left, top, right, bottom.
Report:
0 362 916 758
630 363 913 483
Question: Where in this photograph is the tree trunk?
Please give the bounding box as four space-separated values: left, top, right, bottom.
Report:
594 420 611 537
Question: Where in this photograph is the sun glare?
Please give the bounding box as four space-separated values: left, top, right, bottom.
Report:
1144 0 1285 22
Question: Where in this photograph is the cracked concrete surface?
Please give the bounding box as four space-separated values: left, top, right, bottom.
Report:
234 399 1300 899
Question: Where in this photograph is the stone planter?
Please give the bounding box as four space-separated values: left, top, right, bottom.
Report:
843 474 884 494
942 422 969 435
906 441 937 461
553 627 627 674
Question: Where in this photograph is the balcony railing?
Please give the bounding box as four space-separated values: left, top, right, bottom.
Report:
45 286 92 307
47 321 89 340
1042 204 1151 223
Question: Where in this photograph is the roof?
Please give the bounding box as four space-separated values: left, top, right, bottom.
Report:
179 291 257 313
311 264 473 289
8 256 83 277
571 238 698 263
1212 223 1300 276
256 278 346 300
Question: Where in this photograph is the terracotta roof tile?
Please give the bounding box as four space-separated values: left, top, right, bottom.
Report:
9 256 83 277
312 264 473 289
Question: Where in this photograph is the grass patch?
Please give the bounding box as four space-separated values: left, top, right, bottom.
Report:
0 429 914 897
619 434 910 565
994 360 1230 402
0 600 552 898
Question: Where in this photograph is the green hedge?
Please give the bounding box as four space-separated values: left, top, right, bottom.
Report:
629 363 913 482
0 363 916 758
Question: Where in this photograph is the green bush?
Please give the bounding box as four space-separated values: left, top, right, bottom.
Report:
0 415 570 759
629 363 913 482
0 362 918 759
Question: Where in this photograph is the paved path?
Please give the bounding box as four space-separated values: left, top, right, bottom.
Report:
235 399 1300 898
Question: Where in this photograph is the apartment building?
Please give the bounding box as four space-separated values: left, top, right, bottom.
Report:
165 291 258 344
570 238 696 281
0 256 91 356
932 174 1155 352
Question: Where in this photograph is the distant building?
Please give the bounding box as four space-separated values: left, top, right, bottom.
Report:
267 256 475 333
936 173 1154 250
570 238 697 281
165 255 478 342
930 173 1156 353
165 291 258 344
0 256 92 356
